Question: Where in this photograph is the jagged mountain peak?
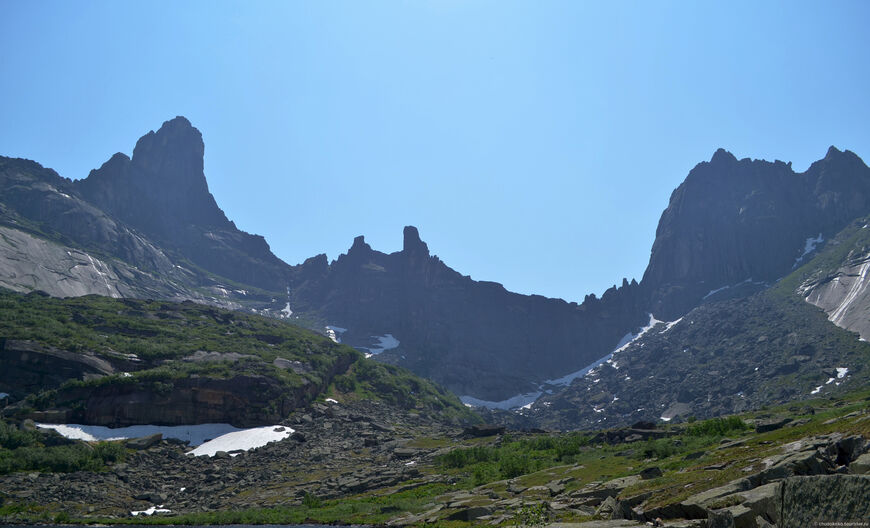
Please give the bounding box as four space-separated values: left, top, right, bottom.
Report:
131 116 206 189
709 147 738 165
402 225 429 255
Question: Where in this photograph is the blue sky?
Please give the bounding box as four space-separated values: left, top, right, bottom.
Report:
2 1 869 301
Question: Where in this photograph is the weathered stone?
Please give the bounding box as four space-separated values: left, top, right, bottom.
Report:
640 466 663 479
446 506 492 521
126 433 162 450
780 475 870 527
850 452 870 474
754 417 792 433
464 424 505 437
707 508 735 528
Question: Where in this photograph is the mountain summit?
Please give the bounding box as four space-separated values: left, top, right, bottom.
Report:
74 117 288 290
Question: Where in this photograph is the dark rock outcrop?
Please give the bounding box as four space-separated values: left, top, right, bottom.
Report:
642 147 870 320
74 117 289 291
287 226 649 401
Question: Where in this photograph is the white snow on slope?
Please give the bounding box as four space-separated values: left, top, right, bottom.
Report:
37 423 252 446
188 425 293 457
660 317 683 334
280 302 293 318
132 505 171 516
460 391 542 411
794 234 824 267
462 314 670 411
703 278 767 300
325 325 347 343
360 334 400 356
837 367 849 378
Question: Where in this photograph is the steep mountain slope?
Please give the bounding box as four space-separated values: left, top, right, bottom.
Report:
0 118 652 403
287 226 648 402
0 288 471 427
4 117 870 415
797 218 870 340
517 217 870 431
642 147 870 319
0 155 281 311
74 117 291 292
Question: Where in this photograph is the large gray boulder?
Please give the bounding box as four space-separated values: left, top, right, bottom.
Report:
780 475 870 526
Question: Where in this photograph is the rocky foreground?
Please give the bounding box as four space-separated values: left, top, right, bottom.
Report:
2 390 870 527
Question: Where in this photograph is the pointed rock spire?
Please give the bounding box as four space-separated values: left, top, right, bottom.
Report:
403 226 429 255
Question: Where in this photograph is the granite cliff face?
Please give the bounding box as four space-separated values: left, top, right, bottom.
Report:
642 147 870 320
288 226 649 401
74 117 289 291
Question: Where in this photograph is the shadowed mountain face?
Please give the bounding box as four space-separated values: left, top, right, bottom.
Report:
287 226 649 400
642 147 870 320
74 117 289 291
3 116 870 410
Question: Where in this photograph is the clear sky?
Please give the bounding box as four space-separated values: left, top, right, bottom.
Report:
2 1 869 301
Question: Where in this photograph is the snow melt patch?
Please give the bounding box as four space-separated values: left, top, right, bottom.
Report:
280 302 293 318
360 334 400 355
460 392 542 411
188 425 293 457
660 317 683 334
703 278 767 300
132 505 171 516
660 416 672 422
794 234 824 267
325 325 347 343
811 385 823 395
37 423 246 446
836 367 849 378
543 313 663 390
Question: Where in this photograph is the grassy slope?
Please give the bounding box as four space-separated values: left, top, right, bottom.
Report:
0 288 473 423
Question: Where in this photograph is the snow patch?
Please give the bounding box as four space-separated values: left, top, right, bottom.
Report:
131 505 171 516
659 317 683 334
36 423 253 446
660 416 672 422
360 334 400 355
811 385 823 395
280 302 293 318
460 392 542 411
794 234 824 267
544 313 663 390
325 325 347 343
188 425 294 457
703 278 767 300
325 398 338 404
825 377 835 385
836 367 849 378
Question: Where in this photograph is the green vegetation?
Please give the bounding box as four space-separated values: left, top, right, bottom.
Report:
437 433 591 485
0 287 472 422
685 415 749 437
0 419 124 475
77 483 457 526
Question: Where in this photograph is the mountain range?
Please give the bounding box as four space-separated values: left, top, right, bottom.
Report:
2 116 870 430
